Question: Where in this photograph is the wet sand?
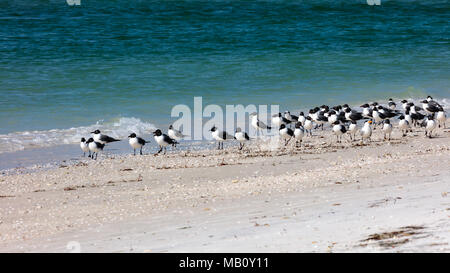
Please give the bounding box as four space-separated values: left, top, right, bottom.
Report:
0 121 449 252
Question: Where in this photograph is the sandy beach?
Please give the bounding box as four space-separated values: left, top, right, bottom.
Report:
0 121 449 253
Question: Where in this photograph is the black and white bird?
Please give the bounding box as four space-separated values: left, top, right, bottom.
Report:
398 115 410 137
303 116 314 136
373 106 397 125
347 120 358 141
153 129 177 154
360 103 373 119
388 98 396 110
210 126 233 150
421 100 443 115
437 110 446 128
80 138 90 157
234 127 250 150
311 108 328 130
250 112 271 136
405 106 425 127
86 137 105 160
279 124 294 146
284 111 298 124
332 121 347 143
401 100 409 111
382 119 393 141
344 108 364 122
293 122 305 147
91 130 121 144
128 133 148 156
424 115 437 138
168 125 188 143
360 120 373 143
297 111 306 124
272 112 291 128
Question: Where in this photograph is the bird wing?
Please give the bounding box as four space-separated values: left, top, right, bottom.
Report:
100 135 120 142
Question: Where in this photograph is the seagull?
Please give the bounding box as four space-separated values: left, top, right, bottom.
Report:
168 125 188 143
86 137 105 160
284 111 298 124
424 115 437 138
128 133 149 156
437 110 446 128
347 120 358 141
382 119 393 141
153 129 177 154
80 138 90 157
344 108 364 122
279 124 294 146
388 98 396 110
398 115 410 137
272 112 291 128
406 106 425 127
303 116 314 137
293 122 305 147
332 121 347 143
401 100 409 111
210 126 233 150
91 130 121 144
297 111 306 124
250 112 271 136
234 127 250 150
360 103 373 119
421 100 443 115
360 120 373 143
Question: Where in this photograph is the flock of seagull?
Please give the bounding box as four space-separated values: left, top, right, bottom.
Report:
80 96 446 159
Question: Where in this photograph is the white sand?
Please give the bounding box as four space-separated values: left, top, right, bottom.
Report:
0 122 449 252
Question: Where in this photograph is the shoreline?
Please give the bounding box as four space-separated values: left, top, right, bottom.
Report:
0 121 449 252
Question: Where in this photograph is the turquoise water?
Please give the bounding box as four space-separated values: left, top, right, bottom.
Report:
0 0 449 152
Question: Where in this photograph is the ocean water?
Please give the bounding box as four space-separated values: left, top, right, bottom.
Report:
0 0 449 154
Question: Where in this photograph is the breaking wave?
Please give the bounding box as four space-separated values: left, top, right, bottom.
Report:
0 117 156 154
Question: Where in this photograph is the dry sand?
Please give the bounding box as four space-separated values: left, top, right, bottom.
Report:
0 121 449 252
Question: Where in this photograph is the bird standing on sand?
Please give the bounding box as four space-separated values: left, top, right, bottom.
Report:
284 111 298 124
360 120 372 143
153 129 177 154
332 121 347 143
303 116 314 137
293 122 305 147
80 138 90 157
382 119 393 141
210 126 233 150
272 112 291 128
234 127 250 150
344 108 364 122
347 120 358 141
168 125 188 144
437 111 446 128
298 112 306 124
91 130 121 144
279 124 294 146
398 115 410 137
250 112 271 136
421 100 443 115
86 137 105 160
388 98 396 110
424 115 437 138
128 133 148 156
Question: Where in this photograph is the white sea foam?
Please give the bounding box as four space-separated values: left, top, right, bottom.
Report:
0 117 156 154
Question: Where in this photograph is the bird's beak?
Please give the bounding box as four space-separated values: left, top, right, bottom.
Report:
368 121 372 124
90 131 95 134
